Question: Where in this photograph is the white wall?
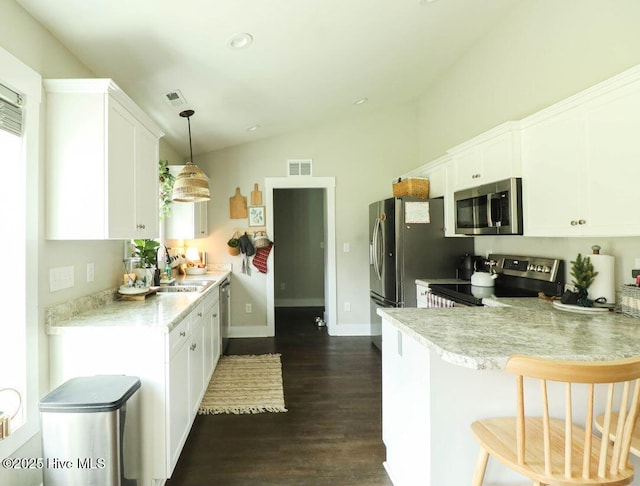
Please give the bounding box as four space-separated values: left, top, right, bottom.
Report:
197 102 419 332
0 3 181 484
416 0 640 292
417 0 640 163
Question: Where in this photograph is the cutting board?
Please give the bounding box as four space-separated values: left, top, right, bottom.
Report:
229 187 248 219
251 183 262 205
118 287 158 301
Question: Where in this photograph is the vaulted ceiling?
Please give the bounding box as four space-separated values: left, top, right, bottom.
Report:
17 0 521 157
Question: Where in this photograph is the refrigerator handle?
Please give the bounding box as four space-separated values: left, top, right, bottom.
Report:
372 218 382 280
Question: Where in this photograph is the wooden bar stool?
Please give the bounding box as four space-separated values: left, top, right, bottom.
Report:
470 354 640 485
595 413 640 458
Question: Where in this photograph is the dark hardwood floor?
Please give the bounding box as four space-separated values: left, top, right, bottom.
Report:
166 307 392 486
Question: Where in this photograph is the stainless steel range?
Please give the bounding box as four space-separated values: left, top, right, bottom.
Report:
427 254 565 307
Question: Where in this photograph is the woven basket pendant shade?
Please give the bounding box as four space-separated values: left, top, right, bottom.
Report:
172 109 211 203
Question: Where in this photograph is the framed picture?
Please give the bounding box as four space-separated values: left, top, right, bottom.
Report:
248 206 265 227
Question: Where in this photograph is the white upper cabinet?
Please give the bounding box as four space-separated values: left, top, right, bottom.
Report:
449 122 522 192
45 79 164 240
164 166 208 239
522 67 640 237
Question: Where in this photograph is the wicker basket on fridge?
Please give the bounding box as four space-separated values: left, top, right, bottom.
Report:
392 177 429 199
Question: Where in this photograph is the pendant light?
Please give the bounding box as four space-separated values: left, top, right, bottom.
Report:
172 109 211 202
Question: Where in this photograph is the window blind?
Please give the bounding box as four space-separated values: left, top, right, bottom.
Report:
0 82 23 137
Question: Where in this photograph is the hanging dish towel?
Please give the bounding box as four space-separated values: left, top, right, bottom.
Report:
253 243 273 274
239 233 256 275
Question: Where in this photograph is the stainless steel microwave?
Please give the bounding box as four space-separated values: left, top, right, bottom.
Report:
453 177 523 235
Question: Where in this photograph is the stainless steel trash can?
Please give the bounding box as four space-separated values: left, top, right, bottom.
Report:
39 375 141 486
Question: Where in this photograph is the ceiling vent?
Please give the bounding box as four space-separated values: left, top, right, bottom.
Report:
163 89 187 107
287 159 313 176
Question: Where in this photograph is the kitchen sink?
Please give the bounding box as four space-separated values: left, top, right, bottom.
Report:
156 280 215 293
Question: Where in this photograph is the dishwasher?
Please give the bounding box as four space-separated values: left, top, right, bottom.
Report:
219 278 231 353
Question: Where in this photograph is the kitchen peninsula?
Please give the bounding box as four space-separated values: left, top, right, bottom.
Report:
379 299 640 485
46 272 229 486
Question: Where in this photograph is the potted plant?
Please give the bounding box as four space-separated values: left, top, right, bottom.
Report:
227 235 240 256
159 159 175 220
132 239 161 285
570 253 598 307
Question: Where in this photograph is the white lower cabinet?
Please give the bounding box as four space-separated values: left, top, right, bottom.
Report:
188 304 206 418
203 290 221 381
382 320 430 485
167 316 191 473
49 286 223 486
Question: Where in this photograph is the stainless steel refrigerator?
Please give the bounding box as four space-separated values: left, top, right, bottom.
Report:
369 197 473 349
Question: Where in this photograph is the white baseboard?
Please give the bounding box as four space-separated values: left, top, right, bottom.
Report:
275 298 324 307
327 322 374 337
228 325 272 338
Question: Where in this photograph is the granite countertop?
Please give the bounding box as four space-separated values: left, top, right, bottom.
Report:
378 297 640 370
46 271 230 335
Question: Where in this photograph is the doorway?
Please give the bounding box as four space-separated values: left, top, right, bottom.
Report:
265 177 337 337
273 188 325 331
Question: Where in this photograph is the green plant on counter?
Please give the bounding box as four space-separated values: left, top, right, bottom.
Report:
132 239 160 268
159 159 175 220
570 253 598 306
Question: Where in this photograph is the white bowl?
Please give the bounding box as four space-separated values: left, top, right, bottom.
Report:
185 267 206 275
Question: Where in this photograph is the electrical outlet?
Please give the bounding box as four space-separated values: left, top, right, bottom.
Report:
344 302 351 312
280 283 286 290
245 303 252 313
49 266 74 292
343 242 350 253
86 263 95 282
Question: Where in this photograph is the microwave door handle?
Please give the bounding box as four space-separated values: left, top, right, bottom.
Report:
486 193 494 227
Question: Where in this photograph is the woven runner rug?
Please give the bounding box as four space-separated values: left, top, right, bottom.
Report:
198 353 288 415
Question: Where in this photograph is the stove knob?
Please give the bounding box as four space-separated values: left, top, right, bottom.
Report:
543 266 551 273
536 265 543 272
527 264 534 271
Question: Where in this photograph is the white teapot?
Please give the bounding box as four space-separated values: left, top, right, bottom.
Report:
470 271 498 287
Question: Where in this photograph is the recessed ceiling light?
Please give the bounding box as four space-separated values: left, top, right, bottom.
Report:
227 33 254 50
246 124 261 132
352 97 368 106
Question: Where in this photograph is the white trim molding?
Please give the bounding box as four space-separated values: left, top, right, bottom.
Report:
265 176 337 337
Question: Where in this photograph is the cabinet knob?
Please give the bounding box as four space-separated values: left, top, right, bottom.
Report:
190 343 197 351
213 313 218 318
570 220 578 226
180 331 186 337
578 219 586 225
137 223 146 229
198 312 203 317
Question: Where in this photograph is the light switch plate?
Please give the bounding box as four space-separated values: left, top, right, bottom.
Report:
50 266 74 292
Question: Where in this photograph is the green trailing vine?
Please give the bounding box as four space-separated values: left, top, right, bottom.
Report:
159 159 175 220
